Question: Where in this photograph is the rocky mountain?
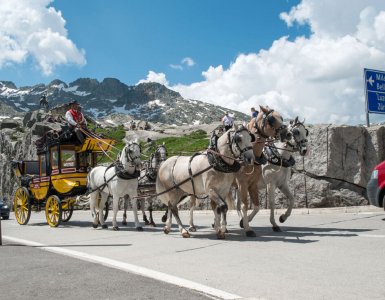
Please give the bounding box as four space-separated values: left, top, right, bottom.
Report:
0 79 248 125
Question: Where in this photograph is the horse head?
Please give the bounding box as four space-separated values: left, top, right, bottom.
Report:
120 140 142 170
249 105 284 139
289 117 308 156
227 124 255 165
147 144 168 180
154 143 167 165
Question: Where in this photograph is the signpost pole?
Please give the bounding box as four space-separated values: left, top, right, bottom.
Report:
366 112 370 127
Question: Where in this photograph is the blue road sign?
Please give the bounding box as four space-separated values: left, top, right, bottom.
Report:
364 68 385 114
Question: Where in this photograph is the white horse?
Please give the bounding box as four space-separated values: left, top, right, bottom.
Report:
156 125 255 239
237 117 309 232
125 144 167 226
186 106 284 237
87 141 142 231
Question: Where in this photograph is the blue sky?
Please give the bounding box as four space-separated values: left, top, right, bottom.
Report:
1 0 385 125
1 0 307 87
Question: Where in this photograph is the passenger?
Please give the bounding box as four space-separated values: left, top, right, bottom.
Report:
65 100 87 144
222 111 233 132
251 107 258 119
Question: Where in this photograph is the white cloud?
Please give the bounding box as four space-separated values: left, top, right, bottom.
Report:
181 57 195 67
137 71 169 86
0 0 86 75
170 0 385 125
169 57 195 70
170 64 183 70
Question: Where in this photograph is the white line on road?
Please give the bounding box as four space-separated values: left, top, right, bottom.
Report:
4 236 242 300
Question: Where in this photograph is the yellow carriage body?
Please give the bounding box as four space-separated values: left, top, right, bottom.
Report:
12 136 115 227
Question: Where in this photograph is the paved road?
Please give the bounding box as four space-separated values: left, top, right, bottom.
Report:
1 206 385 300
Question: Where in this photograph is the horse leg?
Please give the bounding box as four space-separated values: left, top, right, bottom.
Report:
234 187 243 221
148 198 156 227
209 189 227 239
267 183 281 232
131 194 143 231
188 196 197 232
98 193 108 229
278 183 294 224
163 205 173 234
89 192 99 228
161 206 168 223
246 187 260 227
122 196 128 226
239 185 255 237
141 198 150 225
112 195 120 231
170 206 190 238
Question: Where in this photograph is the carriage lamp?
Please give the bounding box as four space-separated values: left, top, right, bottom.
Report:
3 205 8 209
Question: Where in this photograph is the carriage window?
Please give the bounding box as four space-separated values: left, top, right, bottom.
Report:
61 150 76 168
78 152 89 167
51 147 59 170
24 161 39 175
40 155 47 176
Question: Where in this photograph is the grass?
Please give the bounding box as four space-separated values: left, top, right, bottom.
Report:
143 129 209 158
90 126 210 163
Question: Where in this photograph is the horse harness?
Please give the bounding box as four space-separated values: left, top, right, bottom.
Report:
169 128 251 199
88 144 141 195
263 144 295 168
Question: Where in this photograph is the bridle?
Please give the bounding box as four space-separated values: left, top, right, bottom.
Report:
254 109 284 139
227 126 254 158
286 122 308 153
120 143 141 168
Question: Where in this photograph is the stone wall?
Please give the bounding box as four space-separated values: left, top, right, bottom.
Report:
1 113 384 209
263 124 385 208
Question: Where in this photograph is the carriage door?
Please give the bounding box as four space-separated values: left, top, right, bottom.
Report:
38 154 49 199
50 146 59 175
78 152 90 172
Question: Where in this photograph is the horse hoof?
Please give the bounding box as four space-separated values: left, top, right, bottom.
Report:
188 226 197 232
150 222 156 227
122 221 127 226
279 215 286 223
92 224 98 229
217 231 226 239
239 220 244 228
144 220 150 225
211 223 214 228
273 226 282 232
113 226 119 231
136 226 143 231
161 215 167 223
163 227 170 234
246 230 256 237
102 224 108 229
182 231 190 238
225 228 229 233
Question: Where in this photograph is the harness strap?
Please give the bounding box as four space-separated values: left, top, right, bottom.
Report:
188 153 201 198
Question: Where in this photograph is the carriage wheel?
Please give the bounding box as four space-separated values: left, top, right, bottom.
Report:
61 201 74 222
13 187 31 225
45 195 62 227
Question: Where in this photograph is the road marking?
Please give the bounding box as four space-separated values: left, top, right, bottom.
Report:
4 236 242 300
357 234 385 238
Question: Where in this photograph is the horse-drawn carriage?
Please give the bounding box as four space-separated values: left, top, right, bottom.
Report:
12 133 115 227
